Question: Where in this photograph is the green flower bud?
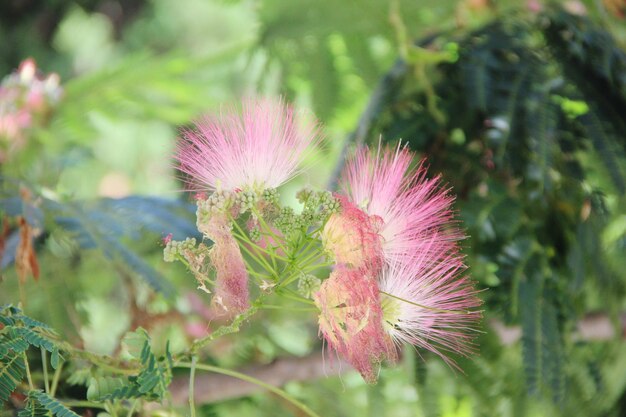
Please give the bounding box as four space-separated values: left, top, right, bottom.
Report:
297 273 322 299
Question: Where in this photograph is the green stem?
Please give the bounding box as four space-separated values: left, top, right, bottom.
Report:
126 399 139 417
268 241 278 272
175 362 322 417
292 238 318 262
186 304 259 355
235 237 278 280
276 260 332 292
276 268 301 289
252 207 290 256
106 400 118 417
175 253 192 269
50 360 63 397
41 348 50 393
246 269 272 280
58 400 108 410
277 249 325 289
295 248 321 270
230 220 278 276
22 352 34 390
301 262 334 272
232 228 289 263
189 356 198 417
69 349 139 375
276 288 317 306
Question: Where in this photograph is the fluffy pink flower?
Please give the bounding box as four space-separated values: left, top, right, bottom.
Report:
204 215 249 315
314 266 396 383
176 97 320 193
321 194 384 272
378 241 482 368
319 142 482 375
339 143 463 266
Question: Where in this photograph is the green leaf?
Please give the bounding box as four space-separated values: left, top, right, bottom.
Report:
50 348 62 370
97 334 172 401
0 335 29 358
0 353 26 401
87 377 126 401
18 394 48 417
519 265 564 400
120 328 149 361
12 328 56 353
30 390 81 417
15 315 54 331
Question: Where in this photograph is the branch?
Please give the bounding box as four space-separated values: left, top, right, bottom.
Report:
167 354 348 405
164 312 626 405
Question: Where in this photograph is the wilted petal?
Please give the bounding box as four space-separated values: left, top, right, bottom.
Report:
314 266 396 383
321 195 384 273
205 215 249 315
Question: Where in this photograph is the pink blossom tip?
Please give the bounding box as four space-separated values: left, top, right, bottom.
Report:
176 97 321 193
339 142 463 267
378 250 482 368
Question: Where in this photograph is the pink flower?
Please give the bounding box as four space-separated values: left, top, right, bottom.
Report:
204 214 249 315
321 194 384 272
316 142 481 378
0 58 62 159
314 266 396 383
339 143 463 266
378 244 482 368
176 97 320 193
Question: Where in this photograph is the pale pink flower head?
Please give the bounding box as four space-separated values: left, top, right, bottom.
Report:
340 142 462 266
176 97 320 193
314 266 396 383
0 58 62 159
378 241 482 368
321 194 384 273
204 214 249 315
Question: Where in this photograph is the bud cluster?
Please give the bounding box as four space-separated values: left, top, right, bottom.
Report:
163 237 197 262
272 189 340 238
235 190 258 214
297 273 321 299
262 188 279 205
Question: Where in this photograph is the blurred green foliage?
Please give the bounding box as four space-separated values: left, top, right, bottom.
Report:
1 1 626 417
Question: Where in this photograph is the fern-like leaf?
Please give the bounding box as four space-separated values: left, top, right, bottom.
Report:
0 335 29 358
14 315 53 331
519 265 565 400
29 390 80 417
18 393 49 417
0 353 25 401
97 336 172 401
11 327 56 353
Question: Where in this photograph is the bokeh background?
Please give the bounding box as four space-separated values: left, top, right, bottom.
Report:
1 1 625 416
